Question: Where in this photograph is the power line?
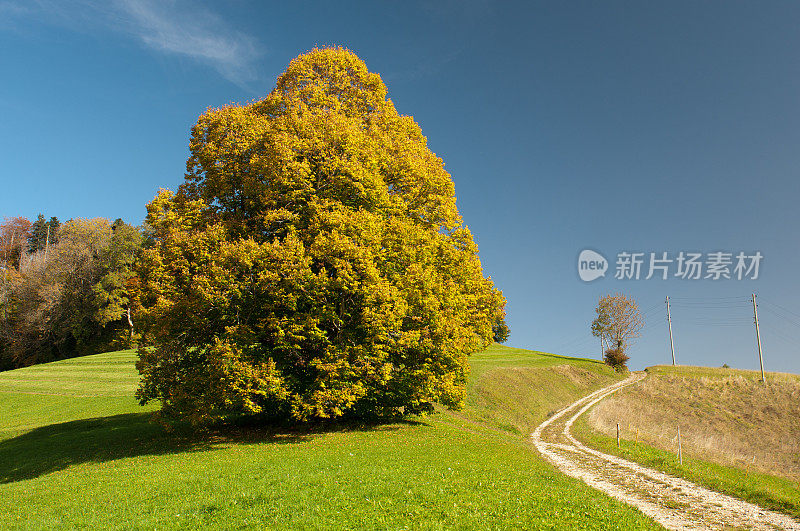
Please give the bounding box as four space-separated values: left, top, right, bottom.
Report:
669 302 750 309
668 295 751 301
757 299 800 320
759 307 800 329
552 332 599 352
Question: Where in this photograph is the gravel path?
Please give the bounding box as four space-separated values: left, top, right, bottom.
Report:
532 373 800 530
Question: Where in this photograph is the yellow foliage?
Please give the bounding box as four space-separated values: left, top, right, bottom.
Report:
135 48 506 424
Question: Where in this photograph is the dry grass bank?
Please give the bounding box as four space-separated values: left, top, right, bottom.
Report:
587 365 800 481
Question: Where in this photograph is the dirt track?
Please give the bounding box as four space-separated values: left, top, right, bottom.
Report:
532 373 800 530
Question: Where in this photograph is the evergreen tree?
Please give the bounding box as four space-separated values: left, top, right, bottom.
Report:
47 217 60 246
27 214 47 254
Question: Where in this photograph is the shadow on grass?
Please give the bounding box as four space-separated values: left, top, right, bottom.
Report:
0 413 419 484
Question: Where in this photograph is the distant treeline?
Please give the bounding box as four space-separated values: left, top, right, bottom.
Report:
0 215 143 371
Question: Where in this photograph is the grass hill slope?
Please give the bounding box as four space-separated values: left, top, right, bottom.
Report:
0 345 659 529
575 365 800 519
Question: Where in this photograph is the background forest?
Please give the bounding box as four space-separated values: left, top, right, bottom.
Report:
0 215 142 370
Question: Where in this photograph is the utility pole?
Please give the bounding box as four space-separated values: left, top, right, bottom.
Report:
752 294 766 384
666 296 676 366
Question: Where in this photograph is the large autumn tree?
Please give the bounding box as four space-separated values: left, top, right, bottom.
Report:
135 47 507 425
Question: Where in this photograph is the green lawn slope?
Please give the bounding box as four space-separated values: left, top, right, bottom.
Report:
0 345 658 529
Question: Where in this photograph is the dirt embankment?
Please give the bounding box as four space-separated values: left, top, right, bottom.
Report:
533 373 800 531
588 368 800 481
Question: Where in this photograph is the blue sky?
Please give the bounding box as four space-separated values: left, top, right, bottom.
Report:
2 0 800 372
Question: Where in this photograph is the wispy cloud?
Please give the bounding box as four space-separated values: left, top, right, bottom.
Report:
0 0 262 89
114 0 261 88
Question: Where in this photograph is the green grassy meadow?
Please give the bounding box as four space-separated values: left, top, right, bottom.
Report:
0 345 659 529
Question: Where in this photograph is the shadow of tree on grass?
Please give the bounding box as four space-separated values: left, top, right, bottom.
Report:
0 413 416 484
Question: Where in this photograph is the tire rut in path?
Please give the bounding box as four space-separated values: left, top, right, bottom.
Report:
531 373 800 530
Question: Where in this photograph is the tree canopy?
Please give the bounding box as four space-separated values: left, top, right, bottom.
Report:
591 292 643 369
1 217 32 270
134 47 507 425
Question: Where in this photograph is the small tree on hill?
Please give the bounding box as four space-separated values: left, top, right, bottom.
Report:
492 318 510 343
591 293 643 371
